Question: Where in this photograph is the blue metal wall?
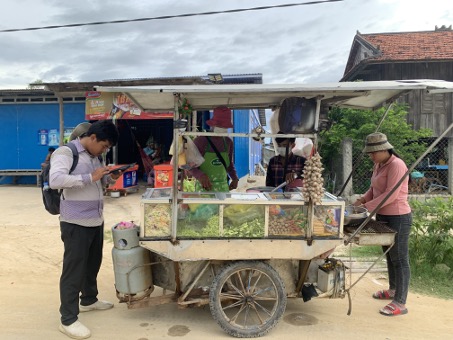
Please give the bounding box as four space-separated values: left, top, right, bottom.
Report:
0 103 86 184
233 109 262 179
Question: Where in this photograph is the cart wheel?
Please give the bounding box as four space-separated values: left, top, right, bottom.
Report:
209 261 287 338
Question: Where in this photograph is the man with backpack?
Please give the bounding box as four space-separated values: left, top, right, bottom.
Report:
49 120 120 339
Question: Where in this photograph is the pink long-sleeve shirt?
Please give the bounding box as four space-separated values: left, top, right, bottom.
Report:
362 154 411 215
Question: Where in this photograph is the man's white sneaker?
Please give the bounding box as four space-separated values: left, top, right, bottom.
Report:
59 320 91 339
79 300 114 313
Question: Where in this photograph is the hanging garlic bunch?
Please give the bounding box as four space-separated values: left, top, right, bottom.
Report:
302 152 324 204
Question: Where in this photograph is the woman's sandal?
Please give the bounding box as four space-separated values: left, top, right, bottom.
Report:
379 302 408 316
372 290 394 300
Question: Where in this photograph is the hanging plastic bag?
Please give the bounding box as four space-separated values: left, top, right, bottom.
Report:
269 108 280 134
170 152 188 169
169 136 184 156
170 136 204 170
184 137 205 169
170 135 188 168
292 138 313 158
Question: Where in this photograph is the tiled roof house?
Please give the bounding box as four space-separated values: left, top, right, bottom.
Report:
341 25 453 137
342 25 453 81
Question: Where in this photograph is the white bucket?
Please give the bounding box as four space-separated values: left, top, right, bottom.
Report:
110 191 121 198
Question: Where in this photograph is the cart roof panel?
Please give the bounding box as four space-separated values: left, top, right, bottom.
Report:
95 79 453 111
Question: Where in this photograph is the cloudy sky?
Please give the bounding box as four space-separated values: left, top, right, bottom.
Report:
0 0 452 89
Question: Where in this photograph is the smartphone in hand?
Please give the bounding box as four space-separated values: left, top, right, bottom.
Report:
108 163 136 175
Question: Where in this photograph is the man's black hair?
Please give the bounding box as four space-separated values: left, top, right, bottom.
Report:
275 131 295 145
86 120 119 146
48 147 56 152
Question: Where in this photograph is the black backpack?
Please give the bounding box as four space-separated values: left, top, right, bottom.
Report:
41 143 79 215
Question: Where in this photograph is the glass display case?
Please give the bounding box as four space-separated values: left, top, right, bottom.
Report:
177 203 220 237
140 188 344 239
268 205 307 237
222 204 265 238
143 203 172 237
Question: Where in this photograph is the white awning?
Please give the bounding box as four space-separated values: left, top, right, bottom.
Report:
95 79 453 112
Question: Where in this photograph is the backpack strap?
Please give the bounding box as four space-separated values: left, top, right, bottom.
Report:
66 142 79 174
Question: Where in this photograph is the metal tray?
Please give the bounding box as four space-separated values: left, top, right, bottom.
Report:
344 221 396 246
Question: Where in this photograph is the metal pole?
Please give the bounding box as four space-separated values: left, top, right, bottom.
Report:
448 137 453 195
171 95 180 242
58 95 64 146
337 102 394 197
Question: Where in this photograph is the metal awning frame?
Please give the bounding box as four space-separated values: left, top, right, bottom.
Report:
95 80 453 112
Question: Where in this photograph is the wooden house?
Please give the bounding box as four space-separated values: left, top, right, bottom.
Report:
341 25 453 137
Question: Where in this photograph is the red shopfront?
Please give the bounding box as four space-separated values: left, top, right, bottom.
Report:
85 91 173 183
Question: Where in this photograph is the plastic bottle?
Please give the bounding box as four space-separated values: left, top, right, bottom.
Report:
43 182 50 191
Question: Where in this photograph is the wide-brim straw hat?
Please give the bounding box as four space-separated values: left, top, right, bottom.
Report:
206 106 233 128
69 122 91 141
363 132 394 153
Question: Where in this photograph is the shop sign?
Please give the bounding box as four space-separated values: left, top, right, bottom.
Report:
85 91 173 120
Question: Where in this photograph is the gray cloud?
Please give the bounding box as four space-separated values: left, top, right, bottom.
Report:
0 0 452 88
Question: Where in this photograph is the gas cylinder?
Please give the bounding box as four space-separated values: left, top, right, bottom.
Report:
111 225 153 301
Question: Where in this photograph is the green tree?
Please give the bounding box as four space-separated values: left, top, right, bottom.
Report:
27 79 45 89
319 104 432 194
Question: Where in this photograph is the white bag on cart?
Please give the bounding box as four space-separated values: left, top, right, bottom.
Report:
269 109 280 156
292 138 313 158
170 137 205 170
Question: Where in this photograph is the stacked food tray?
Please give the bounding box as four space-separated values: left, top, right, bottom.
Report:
344 220 396 246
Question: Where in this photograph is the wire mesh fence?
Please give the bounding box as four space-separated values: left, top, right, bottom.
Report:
325 137 450 197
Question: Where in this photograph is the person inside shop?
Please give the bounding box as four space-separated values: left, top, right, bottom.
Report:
353 132 412 317
188 106 239 192
266 132 306 190
41 147 56 169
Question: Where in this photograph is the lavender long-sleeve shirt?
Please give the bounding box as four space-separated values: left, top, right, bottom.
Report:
362 155 411 215
49 139 112 227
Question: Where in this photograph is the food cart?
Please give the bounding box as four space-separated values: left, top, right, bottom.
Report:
101 80 453 338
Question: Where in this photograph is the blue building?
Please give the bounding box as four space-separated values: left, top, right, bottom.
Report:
0 74 265 185
0 89 85 184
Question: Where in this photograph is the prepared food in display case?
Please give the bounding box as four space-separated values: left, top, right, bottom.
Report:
268 205 307 236
222 204 265 238
313 206 341 236
144 203 172 237
177 204 220 237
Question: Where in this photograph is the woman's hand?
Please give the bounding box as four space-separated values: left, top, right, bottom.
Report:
285 171 297 184
198 174 212 191
353 198 365 207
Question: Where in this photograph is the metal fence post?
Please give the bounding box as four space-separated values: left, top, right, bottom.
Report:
341 138 353 198
448 137 453 195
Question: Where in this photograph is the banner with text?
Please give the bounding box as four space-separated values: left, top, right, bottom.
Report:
85 91 173 120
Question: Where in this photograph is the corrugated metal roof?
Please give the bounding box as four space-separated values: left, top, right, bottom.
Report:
41 74 263 95
0 74 263 95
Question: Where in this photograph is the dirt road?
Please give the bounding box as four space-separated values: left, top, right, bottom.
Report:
0 185 452 340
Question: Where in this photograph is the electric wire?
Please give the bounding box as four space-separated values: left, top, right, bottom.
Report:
0 0 343 33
